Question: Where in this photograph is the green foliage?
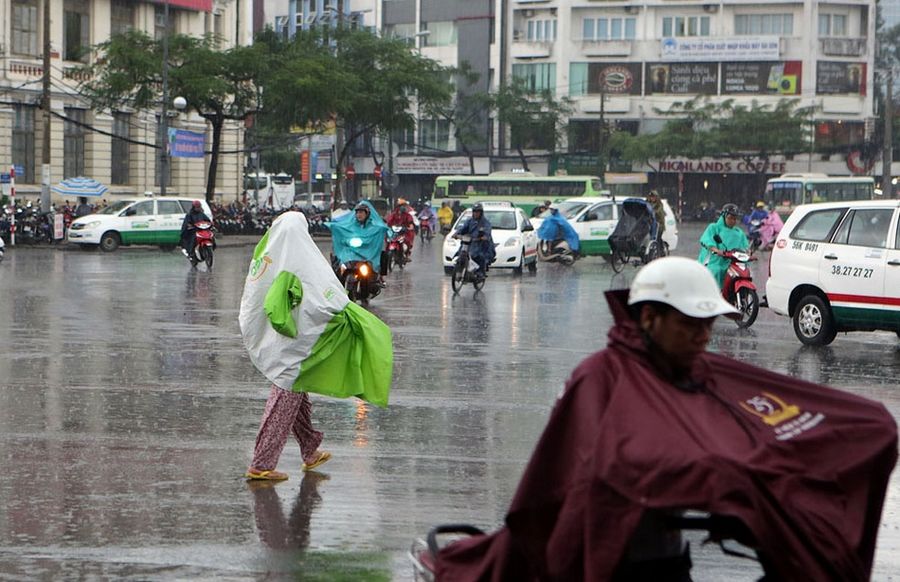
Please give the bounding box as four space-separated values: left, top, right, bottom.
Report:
493 78 572 169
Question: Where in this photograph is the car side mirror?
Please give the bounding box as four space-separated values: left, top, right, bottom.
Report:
125 209 137 216
522 223 534 231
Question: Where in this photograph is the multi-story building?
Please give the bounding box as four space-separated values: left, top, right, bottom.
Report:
0 0 252 203
264 1 880 206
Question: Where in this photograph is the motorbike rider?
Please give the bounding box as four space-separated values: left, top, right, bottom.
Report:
531 199 552 218
437 202 454 234
181 200 211 257
326 200 390 279
417 203 436 236
453 203 495 280
431 257 898 581
646 190 666 253
537 203 580 258
698 203 749 288
387 198 416 258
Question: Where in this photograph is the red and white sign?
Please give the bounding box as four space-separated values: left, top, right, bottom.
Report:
345 165 356 180
373 165 382 180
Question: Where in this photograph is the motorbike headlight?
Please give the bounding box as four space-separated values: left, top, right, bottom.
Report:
359 264 370 276
504 236 520 247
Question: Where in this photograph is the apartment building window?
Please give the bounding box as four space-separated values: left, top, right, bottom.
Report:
64 0 90 62
111 113 131 185
64 108 86 179
422 21 457 47
392 127 415 153
819 13 848 37
735 14 793 35
662 15 710 37
385 22 417 44
110 0 135 36
512 63 556 92
11 0 39 55
12 105 35 184
419 119 451 152
583 17 636 40
527 19 557 42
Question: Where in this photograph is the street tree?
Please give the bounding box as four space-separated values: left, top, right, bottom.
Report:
81 30 268 202
493 78 572 171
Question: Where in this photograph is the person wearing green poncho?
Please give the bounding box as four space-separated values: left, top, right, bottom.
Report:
697 203 750 288
240 211 393 481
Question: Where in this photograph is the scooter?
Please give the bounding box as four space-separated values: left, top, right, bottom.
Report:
537 239 577 266
713 234 759 329
747 219 763 253
332 237 383 303
386 225 409 271
187 221 216 269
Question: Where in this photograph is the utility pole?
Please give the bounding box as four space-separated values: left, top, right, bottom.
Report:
884 69 894 199
40 0 51 211
159 0 171 196
334 0 346 203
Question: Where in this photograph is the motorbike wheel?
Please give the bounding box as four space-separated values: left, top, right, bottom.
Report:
394 249 405 270
345 278 357 302
610 249 627 273
451 260 466 294
645 241 659 263
204 246 214 269
473 272 486 291
735 287 759 329
537 241 550 262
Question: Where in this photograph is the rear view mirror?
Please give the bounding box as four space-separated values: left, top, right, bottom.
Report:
522 223 534 232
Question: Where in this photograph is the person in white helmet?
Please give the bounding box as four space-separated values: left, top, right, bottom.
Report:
430 256 897 582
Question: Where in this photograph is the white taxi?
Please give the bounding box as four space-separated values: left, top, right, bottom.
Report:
442 202 538 275
67 197 213 252
531 196 678 256
766 200 900 345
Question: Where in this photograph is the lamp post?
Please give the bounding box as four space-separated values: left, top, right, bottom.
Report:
883 69 894 199
159 0 171 196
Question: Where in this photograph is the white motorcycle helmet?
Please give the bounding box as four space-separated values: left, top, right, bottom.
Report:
628 257 738 319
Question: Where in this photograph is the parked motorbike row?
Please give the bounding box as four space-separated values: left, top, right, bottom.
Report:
0 204 55 245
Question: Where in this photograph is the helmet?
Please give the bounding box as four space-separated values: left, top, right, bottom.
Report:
721 203 740 217
354 202 370 213
647 190 659 198
628 257 739 319
192 200 202 209
471 203 484 212
756 201 766 208
397 198 408 206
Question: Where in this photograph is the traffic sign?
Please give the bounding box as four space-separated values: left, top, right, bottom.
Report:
345 165 356 180
373 165 382 180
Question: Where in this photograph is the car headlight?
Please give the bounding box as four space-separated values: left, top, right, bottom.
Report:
504 236 520 247
84 221 101 229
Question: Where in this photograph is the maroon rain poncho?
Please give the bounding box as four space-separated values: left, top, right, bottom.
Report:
435 291 897 581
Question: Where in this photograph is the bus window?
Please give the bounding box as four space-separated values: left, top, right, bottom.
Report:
591 179 603 193
435 185 447 198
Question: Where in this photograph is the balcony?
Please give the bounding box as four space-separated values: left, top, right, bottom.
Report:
819 37 867 57
511 41 553 59
4 58 44 79
579 39 633 57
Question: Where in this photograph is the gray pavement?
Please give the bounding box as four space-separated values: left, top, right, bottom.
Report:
0 223 898 580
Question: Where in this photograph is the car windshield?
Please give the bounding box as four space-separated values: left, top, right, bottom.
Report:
97 201 132 215
455 210 518 230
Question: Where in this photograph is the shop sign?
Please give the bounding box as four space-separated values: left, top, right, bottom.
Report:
660 37 780 62
817 61 867 95
721 61 802 95
659 159 787 174
646 62 717 95
395 157 472 174
587 63 643 95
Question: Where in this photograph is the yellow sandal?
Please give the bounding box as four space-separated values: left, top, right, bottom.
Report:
245 468 289 481
302 451 332 472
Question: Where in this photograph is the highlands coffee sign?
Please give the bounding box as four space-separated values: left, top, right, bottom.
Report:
659 159 788 174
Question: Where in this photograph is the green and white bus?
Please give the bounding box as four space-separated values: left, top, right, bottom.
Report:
432 172 607 215
765 173 877 216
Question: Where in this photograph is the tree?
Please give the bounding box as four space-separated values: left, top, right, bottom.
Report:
81 30 270 202
260 28 453 201
493 78 572 171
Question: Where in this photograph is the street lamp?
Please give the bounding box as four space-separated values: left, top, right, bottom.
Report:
159 0 172 196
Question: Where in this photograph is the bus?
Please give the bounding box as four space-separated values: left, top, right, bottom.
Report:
432 172 607 215
765 173 876 215
244 172 296 210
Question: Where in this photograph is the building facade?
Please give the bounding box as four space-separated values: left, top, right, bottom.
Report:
0 0 252 203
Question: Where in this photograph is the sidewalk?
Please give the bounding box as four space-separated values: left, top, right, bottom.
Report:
5 233 331 251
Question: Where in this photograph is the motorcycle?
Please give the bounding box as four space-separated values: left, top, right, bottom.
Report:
713 234 759 329
333 237 382 303
418 214 435 243
537 239 577 266
386 225 409 271
450 234 486 294
187 221 216 269
747 219 763 253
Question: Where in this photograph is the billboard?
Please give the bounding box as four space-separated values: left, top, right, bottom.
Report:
721 61 802 95
817 61 866 95
587 63 643 95
646 62 718 95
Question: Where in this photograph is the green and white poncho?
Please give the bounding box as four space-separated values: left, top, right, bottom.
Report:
239 211 393 407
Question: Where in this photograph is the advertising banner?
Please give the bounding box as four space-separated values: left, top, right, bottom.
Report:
587 63 643 95
168 129 206 159
721 61 802 95
816 61 867 95
646 62 717 95
395 157 472 174
660 37 780 62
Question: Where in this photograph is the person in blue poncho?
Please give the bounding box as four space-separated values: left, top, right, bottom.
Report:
537 203 580 257
326 201 390 276
698 203 750 288
453 203 495 280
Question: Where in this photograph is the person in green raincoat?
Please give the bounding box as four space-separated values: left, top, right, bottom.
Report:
697 203 750 288
240 211 393 481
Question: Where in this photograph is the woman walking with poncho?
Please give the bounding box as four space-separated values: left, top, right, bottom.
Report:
240 212 393 481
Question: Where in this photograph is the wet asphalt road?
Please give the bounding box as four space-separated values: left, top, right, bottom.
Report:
0 224 898 581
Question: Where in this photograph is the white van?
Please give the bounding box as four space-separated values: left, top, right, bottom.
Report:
67 197 213 252
766 200 900 345
530 196 678 256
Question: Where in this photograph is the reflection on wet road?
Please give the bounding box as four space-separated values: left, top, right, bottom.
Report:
0 224 897 580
